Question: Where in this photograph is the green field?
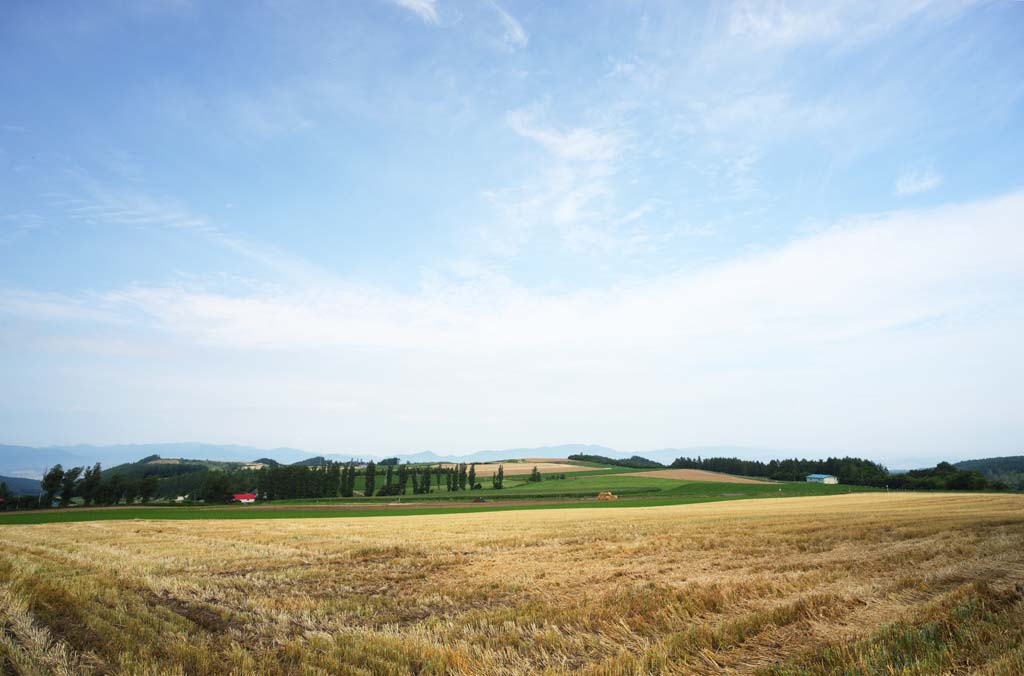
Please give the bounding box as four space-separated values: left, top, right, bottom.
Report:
279 471 874 503
0 477 877 525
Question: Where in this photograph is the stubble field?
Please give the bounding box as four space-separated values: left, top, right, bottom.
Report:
2 492 1023 675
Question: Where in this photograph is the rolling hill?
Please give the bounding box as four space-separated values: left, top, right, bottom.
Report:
0 475 42 496
954 455 1024 489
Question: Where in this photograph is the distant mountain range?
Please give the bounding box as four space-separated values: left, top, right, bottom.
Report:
0 474 42 496
0 442 798 478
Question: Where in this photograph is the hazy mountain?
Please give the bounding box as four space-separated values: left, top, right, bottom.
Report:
0 443 310 478
393 444 623 464
0 441 964 477
0 474 42 496
0 442 626 476
0 445 94 479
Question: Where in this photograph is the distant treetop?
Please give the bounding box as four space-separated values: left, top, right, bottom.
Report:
568 454 664 469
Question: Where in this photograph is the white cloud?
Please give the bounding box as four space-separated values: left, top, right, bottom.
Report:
488 0 528 51
725 0 980 50
896 167 943 196
6 191 1022 457
109 191 1024 348
506 107 620 163
472 105 631 255
727 0 841 46
390 0 438 25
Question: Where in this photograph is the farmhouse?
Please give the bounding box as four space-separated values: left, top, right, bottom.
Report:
806 474 839 484
233 493 257 504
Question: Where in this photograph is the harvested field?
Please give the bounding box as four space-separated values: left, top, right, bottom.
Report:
615 468 771 484
1 493 1023 675
439 461 598 476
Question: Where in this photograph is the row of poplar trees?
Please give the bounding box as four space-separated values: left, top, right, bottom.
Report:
365 462 505 496
253 461 509 499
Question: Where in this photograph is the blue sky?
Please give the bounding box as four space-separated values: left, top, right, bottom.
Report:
1 0 1022 466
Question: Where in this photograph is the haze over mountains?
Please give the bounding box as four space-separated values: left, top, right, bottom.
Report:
0 442 974 479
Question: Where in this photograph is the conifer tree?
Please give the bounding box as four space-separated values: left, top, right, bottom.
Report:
365 461 376 497
58 466 83 507
41 465 64 506
398 463 410 495
332 463 342 496
79 463 103 506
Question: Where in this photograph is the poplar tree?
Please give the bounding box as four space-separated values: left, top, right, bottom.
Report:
398 464 410 495
496 464 504 489
468 464 477 490
338 465 349 497
365 461 377 497
331 463 342 496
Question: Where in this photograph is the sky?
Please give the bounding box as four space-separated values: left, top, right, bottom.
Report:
1 0 1022 467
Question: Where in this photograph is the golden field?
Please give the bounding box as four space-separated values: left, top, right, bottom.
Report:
438 461 599 477
2 493 1023 675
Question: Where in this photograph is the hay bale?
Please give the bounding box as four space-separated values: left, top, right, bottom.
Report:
596 491 618 501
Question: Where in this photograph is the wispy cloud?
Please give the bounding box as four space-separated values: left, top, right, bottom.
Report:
50 181 330 284
725 0 981 50
487 0 528 51
727 0 841 46
896 167 943 196
5 191 1023 455
506 107 620 163
478 104 633 255
15 190 1020 350
390 0 438 25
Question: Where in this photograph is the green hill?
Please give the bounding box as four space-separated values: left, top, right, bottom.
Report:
954 456 1024 489
0 475 42 496
292 456 329 467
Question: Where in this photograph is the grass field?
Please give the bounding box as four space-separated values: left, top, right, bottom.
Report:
0 479 874 524
2 492 1022 674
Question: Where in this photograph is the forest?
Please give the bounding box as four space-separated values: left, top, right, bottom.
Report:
669 455 1006 490
0 458 503 510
